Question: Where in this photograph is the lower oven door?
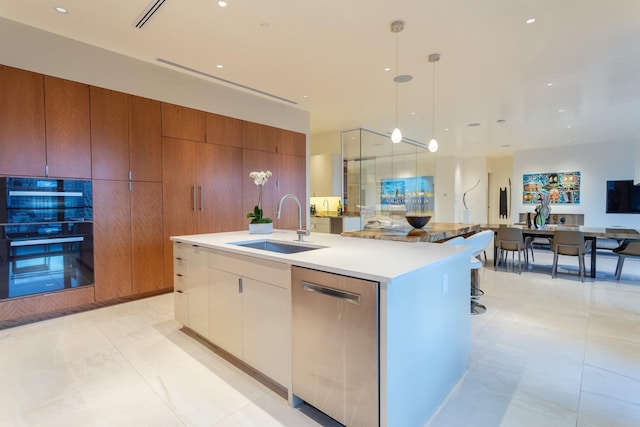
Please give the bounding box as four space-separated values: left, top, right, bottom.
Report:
0 223 94 300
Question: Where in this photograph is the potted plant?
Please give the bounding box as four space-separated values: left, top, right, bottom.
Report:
247 170 273 234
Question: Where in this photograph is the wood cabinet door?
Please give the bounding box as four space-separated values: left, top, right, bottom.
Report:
205 112 242 147
162 137 198 288
161 103 205 142
131 181 165 294
197 143 244 233
93 180 132 302
241 121 277 152
278 128 306 157
276 153 307 230
91 87 129 180
44 76 91 179
0 65 46 177
129 96 162 182
242 149 278 227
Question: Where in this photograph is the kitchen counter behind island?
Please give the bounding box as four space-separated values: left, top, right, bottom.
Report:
342 222 480 242
170 229 474 427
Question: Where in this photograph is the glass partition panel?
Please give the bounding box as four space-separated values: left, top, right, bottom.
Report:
342 128 436 230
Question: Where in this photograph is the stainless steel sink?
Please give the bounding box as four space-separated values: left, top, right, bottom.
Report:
229 239 325 254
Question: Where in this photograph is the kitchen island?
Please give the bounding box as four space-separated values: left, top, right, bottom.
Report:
170 229 473 427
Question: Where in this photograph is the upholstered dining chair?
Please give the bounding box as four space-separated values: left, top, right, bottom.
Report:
551 230 589 281
495 227 530 274
613 240 640 280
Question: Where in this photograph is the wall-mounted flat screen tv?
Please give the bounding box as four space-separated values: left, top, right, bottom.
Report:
606 179 640 214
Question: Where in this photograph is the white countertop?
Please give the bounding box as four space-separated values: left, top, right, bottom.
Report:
171 229 472 283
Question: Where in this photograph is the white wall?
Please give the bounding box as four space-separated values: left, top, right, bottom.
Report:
513 141 638 227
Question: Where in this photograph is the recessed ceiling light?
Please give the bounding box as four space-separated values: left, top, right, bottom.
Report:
218 1 228 7
303 95 309 98
384 67 391 72
444 128 449 131
558 109 565 113
526 18 536 24
546 82 553 86
393 74 413 83
216 64 223 69
260 22 270 29
496 119 506 124
567 125 572 129
467 122 481 127
55 6 68 14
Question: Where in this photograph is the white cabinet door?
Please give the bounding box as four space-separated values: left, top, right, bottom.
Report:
174 290 189 327
209 268 243 358
243 278 290 387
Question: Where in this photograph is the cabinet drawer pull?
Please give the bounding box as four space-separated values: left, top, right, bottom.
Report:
176 273 183 277
239 277 243 293
192 185 196 211
198 185 203 211
175 257 184 261
175 290 184 294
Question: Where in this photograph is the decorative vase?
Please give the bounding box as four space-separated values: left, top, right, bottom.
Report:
249 222 273 234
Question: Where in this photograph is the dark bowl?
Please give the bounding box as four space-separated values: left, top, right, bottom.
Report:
405 215 431 229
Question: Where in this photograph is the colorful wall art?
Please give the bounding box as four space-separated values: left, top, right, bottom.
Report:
523 171 581 204
380 176 434 211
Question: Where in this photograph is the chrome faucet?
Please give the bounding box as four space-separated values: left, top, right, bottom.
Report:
323 198 329 214
277 194 309 241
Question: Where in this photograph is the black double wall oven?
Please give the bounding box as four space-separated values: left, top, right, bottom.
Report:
0 177 94 300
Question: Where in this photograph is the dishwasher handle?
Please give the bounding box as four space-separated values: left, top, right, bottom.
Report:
300 281 361 305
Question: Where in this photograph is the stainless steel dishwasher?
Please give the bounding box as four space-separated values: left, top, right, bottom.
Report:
292 266 379 427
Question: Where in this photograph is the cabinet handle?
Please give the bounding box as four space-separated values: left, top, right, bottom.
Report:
238 277 243 293
129 181 132 192
128 170 132 181
198 185 203 211
191 186 196 211
301 281 361 305
176 273 183 277
45 164 49 177
175 257 184 261
176 290 184 294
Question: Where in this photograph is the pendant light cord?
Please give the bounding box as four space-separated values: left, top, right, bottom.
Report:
395 30 399 129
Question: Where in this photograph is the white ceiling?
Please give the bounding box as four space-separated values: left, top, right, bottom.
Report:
2 0 640 157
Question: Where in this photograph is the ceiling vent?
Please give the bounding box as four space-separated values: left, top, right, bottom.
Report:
155 58 299 105
133 0 167 29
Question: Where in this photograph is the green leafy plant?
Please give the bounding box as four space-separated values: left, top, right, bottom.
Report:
247 170 273 224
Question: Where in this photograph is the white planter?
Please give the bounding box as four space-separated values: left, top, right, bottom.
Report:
249 223 273 234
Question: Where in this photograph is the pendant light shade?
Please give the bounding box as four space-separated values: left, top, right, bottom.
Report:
390 21 404 144
428 53 441 153
391 128 402 143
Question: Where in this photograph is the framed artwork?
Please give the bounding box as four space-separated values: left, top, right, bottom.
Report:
523 171 580 204
380 176 434 211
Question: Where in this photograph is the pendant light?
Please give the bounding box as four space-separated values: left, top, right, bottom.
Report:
428 53 440 153
390 21 404 143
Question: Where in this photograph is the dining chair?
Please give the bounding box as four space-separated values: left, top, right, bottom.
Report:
495 227 530 274
613 240 640 280
551 230 589 281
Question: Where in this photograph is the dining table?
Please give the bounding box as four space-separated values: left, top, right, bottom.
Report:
481 224 640 278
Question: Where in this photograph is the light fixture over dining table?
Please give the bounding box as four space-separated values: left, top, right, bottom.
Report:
390 20 412 144
428 53 440 153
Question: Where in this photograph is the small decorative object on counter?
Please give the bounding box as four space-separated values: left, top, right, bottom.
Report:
337 200 342 216
247 170 273 234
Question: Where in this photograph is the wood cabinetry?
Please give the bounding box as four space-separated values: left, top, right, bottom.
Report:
0 65 46 177
93 180 132 301
44 76 91 178
129 96 162 182
241 120 277 152
93 179 165 302
163 138 244 287
161 103 206 142
91 87 129 180
206 113 242 147
91 90 162 182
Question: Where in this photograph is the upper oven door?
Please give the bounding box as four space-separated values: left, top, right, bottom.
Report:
2 177 92 224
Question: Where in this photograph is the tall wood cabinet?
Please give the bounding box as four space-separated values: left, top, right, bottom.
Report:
91 89 165 301
162 136 244 287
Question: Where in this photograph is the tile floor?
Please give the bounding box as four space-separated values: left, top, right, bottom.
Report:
0 248 638 427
